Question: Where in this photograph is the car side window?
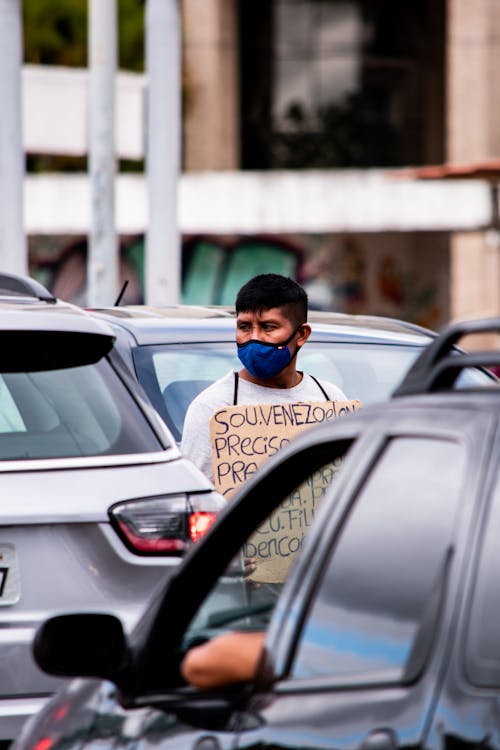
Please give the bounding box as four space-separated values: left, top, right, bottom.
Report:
181 446 352 652
464 475 500 687
132 344 238 440
0 375 25 432
290 437 465 683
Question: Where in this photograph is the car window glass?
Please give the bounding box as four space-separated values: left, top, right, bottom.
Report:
0 376 25 432
290 437 465 683
181 449 349 652
299 344 422 402
138 343 425 405
152 346 238 386
0 359 162 460
133 342 426 441
455 368 498 387
465 476 500 687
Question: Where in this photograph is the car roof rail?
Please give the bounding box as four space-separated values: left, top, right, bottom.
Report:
0 272 56 303
393 317 500 396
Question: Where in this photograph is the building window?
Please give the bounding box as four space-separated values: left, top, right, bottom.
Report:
240 0 444 169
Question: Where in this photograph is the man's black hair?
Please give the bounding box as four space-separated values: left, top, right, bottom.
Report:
236 274 308 325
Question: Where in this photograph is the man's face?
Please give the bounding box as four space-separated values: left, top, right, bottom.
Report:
236 307 308 346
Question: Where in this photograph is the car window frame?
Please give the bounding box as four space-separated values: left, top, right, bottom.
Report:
107 347 174 450
266 409 496 691
126 416 363 697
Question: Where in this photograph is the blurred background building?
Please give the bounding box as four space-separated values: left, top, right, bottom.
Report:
23 0 500 329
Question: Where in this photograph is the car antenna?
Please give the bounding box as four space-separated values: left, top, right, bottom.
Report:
114 280 128 306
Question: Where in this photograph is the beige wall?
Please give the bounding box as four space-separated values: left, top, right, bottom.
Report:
447 0 500 160
447 0 500 324
182 0 240 171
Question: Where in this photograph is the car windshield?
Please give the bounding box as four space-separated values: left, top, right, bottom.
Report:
133 341 424 441
0 358 163 460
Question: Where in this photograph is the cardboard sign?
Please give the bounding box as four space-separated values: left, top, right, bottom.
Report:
244 458 344 582
210 398 361 583
210 399 360 499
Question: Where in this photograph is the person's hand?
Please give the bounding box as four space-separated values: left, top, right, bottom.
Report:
243 556 261 590
243 556 256 577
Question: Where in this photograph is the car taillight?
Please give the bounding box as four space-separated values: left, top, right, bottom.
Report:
20 698 73 750
109 492 224 556
189 511 217 542
32 739 54 750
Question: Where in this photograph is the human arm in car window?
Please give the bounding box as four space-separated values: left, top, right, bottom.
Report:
180 631 265 690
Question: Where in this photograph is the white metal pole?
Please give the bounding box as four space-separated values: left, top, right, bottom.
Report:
0 0 27 274
87 0 119 306
145 0 181 305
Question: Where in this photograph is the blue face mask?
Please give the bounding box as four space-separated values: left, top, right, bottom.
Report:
237 325 302 379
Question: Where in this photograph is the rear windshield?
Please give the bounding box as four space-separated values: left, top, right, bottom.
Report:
0 359 163 460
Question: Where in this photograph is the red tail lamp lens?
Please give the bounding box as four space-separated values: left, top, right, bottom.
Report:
189 511 217 542
110 495 189 555
33 739 54 750
109 493 224 555
117 521 187 553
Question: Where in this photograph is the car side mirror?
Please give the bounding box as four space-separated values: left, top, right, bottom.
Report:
33 613 128 679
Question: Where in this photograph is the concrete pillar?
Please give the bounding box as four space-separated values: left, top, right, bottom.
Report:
447 0 500 323
450 232 500 317
145 0 181 305
447 0 500 160
87 0 119 307
182 0 240 171
0 0 27 274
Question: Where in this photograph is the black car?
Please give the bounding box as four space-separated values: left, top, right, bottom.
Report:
13 316 500 750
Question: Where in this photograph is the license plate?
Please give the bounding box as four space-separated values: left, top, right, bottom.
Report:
0 544 21 605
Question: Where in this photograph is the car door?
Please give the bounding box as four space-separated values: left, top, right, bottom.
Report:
21 410 492 750
426 426 500 750
14 419 360 750
130 421 366 750
232 410 494 750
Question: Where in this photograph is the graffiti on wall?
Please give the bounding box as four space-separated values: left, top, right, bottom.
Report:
31 236 144 306
29 231 446 328
375 252 442 330
30 234 305 307
181 235 304 305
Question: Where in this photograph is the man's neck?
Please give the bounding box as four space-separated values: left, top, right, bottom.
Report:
238 367 304 390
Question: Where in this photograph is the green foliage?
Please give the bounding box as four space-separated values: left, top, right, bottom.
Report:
118 0 145 71
23 0 87 66
23 0 144 71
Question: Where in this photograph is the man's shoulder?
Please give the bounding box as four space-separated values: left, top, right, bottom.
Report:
303 373 348 401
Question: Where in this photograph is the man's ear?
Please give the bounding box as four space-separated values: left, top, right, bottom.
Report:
297 323 312 347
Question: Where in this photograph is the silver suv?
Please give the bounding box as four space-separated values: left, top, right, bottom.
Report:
0 274 223 743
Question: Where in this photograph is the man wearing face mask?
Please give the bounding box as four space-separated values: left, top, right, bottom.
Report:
181 273 348 484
